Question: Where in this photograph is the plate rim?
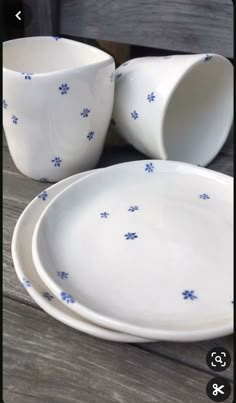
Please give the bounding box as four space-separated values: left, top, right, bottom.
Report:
11 168 152 343
32 160 234 341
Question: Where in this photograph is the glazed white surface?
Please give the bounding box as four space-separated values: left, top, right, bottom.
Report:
33 160 233 341
112 54 233 166
12 169 151 342
3 37 115 182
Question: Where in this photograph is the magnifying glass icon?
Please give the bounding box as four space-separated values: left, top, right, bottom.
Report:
215 356 223 364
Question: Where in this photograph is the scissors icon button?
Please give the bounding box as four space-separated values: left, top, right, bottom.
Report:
212 383 224 396
206 377 231 402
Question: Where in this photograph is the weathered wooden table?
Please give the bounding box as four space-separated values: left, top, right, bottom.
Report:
3 131 233 403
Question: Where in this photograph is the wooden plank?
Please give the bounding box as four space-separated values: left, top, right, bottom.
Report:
139 337 234 380
3 198 37 306
3 170 47 204
208 152 233 177
60 0 233 57
23 0 59 36
4 297 226 403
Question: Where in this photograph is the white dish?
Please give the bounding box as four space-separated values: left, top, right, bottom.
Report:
32 160 233 341
12 169 152 342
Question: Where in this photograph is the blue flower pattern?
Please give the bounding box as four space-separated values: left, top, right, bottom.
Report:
128 206 139 212
42 292 54 301
147 92 155 102
124 232 138 240
22 72 33 80
59 83 69 95
38 190 48 201
205 54 212 62
101 212 109 218
57 271 69 279
116 73 122 79
51 157 62 167
87 131 94 141
80 108 90 118
60 291 75 304
145 163 154 173
22 278 31 288
199 193 210 200
131 110 139 120
182 290 197 300
12 115 18 124
3 99 8 109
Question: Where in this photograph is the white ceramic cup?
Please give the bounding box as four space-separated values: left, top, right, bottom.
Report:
112 54 233 166
3 37 115 182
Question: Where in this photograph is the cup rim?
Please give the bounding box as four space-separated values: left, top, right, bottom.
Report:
3 36 114 77
160 53 233 165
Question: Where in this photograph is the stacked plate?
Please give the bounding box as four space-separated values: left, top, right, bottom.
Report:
12 160 233 342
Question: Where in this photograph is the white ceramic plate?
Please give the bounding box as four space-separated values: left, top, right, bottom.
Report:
12 169 152 342
32 160 234 341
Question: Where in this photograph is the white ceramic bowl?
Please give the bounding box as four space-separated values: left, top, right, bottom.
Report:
112 54 233 167
3 37 115 182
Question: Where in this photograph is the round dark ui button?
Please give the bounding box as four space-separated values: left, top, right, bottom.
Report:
206 347 231 372
206 377 231 402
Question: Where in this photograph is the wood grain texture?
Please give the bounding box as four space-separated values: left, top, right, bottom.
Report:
59 0 233 57
4 297 231 403
23 0 58 36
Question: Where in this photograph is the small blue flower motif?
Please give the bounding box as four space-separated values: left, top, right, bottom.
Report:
199 193 210 200
110 118 116 127
51 157 62 167
124 232 138 240
145 162 154 173
11 115 18 124
147 92 155 103
100 212 109 218
122 61 129 67
53 36 61 40
87 131 94 141
57 271 69 279
38 190 48 201
42 292 54 301
205 54 213 62
128 206 139 212
59 83 69 95
22 278 31 288
131 110 139 120
60 291 75 304
39 177 49 183
116 73 122 79
110 72 114 82
22 72 33 80
3 99 8 109
80 108 91 118
182 290 197 300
